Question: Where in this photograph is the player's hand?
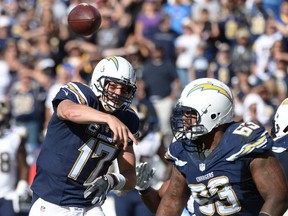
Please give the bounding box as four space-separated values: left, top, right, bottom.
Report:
106 115 138 150
135 162 156 191
5 180 31 213
83 174 115 205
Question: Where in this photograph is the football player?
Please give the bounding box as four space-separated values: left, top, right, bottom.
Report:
271 98 288 183
156 78 288 216
271 98 288 216
0 102 30 216
29 56 139 216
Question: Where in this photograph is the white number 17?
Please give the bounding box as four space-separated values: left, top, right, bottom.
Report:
68 138 117 183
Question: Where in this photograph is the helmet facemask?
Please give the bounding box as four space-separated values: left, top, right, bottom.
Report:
170 105 208 141
96 76 136 112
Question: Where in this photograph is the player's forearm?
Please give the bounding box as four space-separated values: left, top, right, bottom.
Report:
117 148 136 190
139 187 161 213
120 170 136 191
260 196 288 216
57 100 111 124
17 145 29 181
156 195 184 216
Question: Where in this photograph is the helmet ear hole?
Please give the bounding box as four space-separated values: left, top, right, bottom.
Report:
211 113 217 120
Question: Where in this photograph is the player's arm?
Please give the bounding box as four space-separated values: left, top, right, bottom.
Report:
17 143 29 182
156 166 190 216
139 180 170 213
57 99 137 149
15 139 30 202
251 150 288 216
116 145 137 191
135 162 168 213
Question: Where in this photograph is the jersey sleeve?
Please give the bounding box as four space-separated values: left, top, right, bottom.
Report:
226 122 274 161
165 140 187 165
52 82 96 112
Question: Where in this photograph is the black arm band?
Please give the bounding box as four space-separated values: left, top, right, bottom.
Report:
138 186 152 195
259 212 271 216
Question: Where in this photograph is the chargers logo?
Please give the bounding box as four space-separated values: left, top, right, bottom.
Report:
187 83 233 102
281 98 288 105
106 56 119 70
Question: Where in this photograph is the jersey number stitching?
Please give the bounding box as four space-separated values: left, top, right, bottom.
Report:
190 176 241 215
68 138 117 182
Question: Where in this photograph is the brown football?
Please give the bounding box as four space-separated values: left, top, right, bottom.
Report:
67 3 102 36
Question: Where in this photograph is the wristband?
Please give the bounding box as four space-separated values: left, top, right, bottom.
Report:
138 186 152 195
259 212 271 216
110 173 126 190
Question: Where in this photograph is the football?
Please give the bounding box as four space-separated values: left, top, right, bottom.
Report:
67 3 102 36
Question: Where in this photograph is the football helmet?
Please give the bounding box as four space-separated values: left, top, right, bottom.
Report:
171 78 234 141
91 56 137 112
271 98 288 139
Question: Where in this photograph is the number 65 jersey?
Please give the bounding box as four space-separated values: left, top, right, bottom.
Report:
31 82 139 207
166 122 274 216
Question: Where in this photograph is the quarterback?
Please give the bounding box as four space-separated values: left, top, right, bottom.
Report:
29 56 139 216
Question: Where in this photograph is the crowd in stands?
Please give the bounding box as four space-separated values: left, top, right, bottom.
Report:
0 0 287 191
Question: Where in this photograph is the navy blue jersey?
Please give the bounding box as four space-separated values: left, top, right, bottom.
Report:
166 122 273 216
273 135 288 151
273 135 288 182
31 82 139 207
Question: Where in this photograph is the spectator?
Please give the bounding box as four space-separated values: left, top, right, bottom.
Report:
252 19 282 81
162 0 191 35
193 8 220 61
242 92 271 127
231 28 253 73
192 0 221 22
218 0 249 45
141 45 181 147
7 68 46 164
248 0 270 42
0 16 11 51
209 42 235 87
175 18 201 90
0 47 10 102
134 0 162 47
189 41 210 80
275 1 288 50
151 15 178 61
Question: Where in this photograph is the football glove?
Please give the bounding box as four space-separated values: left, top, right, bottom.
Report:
83 174 117 205
5 180 31 213
135 162 156 191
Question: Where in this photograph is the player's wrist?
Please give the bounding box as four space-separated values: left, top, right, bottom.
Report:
259 212 271 216
137 186 152 195
108 173 126 190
